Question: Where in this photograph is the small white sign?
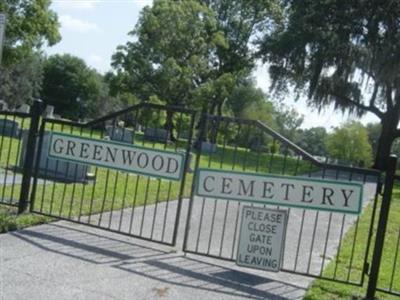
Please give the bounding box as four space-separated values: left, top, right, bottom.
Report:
237 206 288 272
48 132 185 181
0 13 6 64
196 169 363 214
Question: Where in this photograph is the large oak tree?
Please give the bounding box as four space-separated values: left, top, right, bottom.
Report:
258 0 400 170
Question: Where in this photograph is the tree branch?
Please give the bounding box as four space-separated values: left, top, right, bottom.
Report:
369 82 379 108
331 92 384 118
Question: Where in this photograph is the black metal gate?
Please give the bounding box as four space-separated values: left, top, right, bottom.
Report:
4 100 400 297
183 114 381 286
28 102 196 246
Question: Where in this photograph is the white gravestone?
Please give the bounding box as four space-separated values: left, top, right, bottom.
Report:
43 105 55 118
16 104 30 114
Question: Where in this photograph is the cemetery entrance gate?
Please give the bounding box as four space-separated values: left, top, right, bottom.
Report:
2 101 398 298
28 102 196 246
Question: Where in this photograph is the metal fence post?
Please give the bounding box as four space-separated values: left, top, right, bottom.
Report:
366 155 397 299
17 99 43 214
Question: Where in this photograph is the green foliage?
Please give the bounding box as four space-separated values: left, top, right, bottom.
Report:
138 95 166 128
198 0 282 115
257 0 400 169
110 0 280 117
274 105 304 141
0 0 60 66
41 54 119 120
0 0 60 108
110 0 224 109
297 127 328 156
226 80 276 126
241 101 275 127
0 53 43 107
0 206 50 233
326 121 372 166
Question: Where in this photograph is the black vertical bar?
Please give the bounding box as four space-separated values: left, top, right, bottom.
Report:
361 173 382 285
18 100 42 214
366 155 397 299
389 226 400 292
182 113 206 251
172 110 195 246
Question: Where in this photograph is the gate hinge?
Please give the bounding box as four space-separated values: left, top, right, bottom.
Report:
363 262 370 275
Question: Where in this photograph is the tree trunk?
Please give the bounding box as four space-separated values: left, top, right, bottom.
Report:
209 101 217 116
164 110 176 142
194 106 208 149
373 113 398 170
217 100 224 117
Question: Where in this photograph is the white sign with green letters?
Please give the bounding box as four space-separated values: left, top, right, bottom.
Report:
48 132 185 181
196 168 363 214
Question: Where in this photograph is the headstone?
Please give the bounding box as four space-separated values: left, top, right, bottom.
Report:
178 130 190 140
249 137 263 151
16 104 30 114
0 100 8 111
144 128 169 143
135 124 143 132
19 131 90 183
0 119 20 138
43 105 55 118
106 125 134 144
196 141 218 153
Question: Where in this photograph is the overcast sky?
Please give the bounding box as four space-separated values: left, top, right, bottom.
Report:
45 0 379 130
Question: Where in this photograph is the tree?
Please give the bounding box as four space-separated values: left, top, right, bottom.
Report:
110 0 227 139
198 0 281 116
326 121 372 167
110 0 281 123
41 54 108 120
226 80 276 127
297 127 327 157
257 0 400 170
0 54 43 108
0 0 60 66
274 105 303 142
110 0 224 105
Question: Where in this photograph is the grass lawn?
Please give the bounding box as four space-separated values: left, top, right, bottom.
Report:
305 185 400 299
0 205 51 233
